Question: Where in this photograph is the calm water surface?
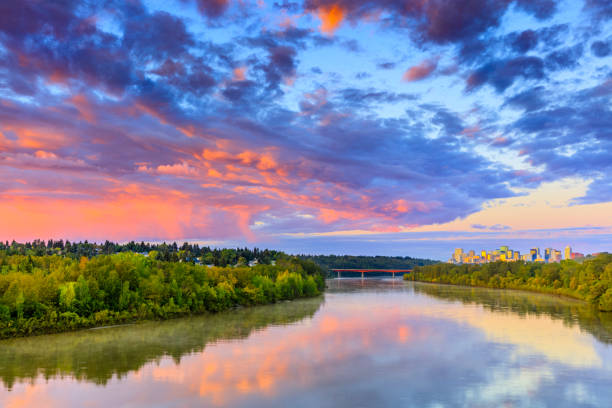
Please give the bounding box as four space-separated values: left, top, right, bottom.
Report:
2 279 612 407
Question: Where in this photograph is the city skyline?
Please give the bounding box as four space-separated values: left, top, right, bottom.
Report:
448 245 597 264
0 0 611 259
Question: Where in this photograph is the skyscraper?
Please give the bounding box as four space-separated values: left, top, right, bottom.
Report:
565 246 572 260
453 248 464 263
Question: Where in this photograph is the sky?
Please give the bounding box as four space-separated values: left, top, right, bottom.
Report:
0 0 611 260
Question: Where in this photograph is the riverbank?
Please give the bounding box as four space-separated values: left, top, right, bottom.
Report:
404 253 612 311
0 252 324 338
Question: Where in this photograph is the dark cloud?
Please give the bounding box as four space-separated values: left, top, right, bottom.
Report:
505 76 612 204
0 0 79 40
591 40 611 57
263 46 297 87
509 30 538 53
339 88 417 106
273 1 301 12
123 12 194 60
430 109 464 137
222 80 257 101
467 56 545 92
514 0 556 19
377 62 396 70
584 0 612 21
194 0 230 18
504 87 546 112
545 44 583 71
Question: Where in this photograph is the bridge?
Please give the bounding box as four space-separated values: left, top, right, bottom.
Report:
330 269 412 279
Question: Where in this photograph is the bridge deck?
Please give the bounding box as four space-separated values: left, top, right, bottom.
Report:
330 269 412 273
330 268 412 278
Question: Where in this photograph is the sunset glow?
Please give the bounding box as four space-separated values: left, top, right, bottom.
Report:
0 0 610 258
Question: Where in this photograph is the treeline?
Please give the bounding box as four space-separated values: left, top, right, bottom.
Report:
0 252 324 338
0 240 282 266
299 254 436 274
405 253 612 311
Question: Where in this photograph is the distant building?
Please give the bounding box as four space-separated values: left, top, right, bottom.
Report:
544 248 553 261
571 253 584 259
565 246 572 260
449 245 574 264
453 248 464 264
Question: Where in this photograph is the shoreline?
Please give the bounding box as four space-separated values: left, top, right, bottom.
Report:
406 278 588 304
0 294 324 341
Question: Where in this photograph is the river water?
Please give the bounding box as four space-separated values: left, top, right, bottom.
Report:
2 279 612 407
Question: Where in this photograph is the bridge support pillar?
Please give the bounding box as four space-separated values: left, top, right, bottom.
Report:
361 271 364 279
337 270 340 279
392 271 395 279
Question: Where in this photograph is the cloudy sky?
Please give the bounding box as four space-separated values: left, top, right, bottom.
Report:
0 0 611 259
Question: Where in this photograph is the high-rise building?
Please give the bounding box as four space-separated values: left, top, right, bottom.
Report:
453 248 464 263
565 246 572 260
545 248 552 261
530 248 538 262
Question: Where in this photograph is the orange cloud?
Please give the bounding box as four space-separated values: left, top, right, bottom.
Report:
317 4 345 34
1 125 74 150
34 150 58 159
233 66 247 81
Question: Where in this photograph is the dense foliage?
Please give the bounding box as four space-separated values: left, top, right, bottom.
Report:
406 253 612 311
0 240 282 266
299 254 436 275
0 251 324 338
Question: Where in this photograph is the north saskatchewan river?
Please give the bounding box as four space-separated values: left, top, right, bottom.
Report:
1 279 612 407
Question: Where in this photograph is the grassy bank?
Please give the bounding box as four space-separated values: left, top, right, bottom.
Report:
405 253 612 311
0 252 324 338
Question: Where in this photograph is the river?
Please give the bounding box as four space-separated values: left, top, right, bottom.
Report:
1 279 612 407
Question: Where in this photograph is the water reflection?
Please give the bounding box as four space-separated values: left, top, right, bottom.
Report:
1 280 612 407
0 297 323 389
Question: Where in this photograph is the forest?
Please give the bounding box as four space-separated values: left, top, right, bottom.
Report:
0 240 282 266
298 254 436 274
405 253 612 311
0 251 324 338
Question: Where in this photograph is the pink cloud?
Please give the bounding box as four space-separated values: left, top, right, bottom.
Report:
403 58 438 82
